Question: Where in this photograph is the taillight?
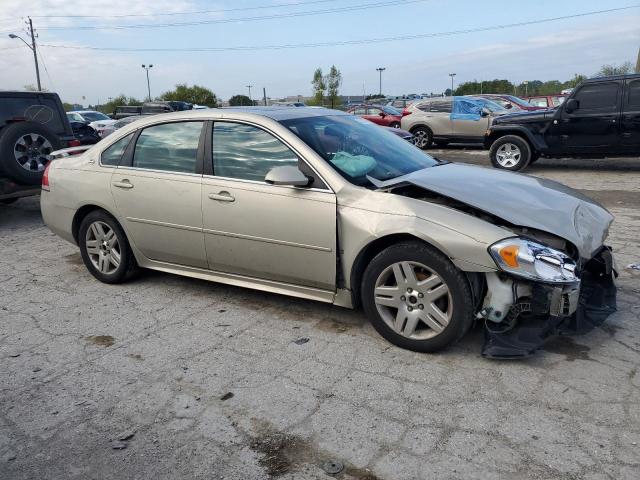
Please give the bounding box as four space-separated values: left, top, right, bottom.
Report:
402 108 412 116
68 139 81 147
42 162 51 191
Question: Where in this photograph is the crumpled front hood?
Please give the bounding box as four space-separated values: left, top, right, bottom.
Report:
378 163 614 259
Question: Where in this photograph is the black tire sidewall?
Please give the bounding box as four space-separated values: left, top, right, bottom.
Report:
361 242 474 353
489 135 531 171
389 122 400 129
78 210 134 284
0 121 62 185
412 126 433 149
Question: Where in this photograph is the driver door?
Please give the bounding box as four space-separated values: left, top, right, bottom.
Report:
201 121 337 290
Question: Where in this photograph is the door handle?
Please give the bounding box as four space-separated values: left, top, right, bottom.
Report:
113 180 134 189
208 192 235 202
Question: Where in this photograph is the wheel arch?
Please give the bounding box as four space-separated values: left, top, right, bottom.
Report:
485 127 543 152
409 124 433 135
72 203 122 244
348 233 447 309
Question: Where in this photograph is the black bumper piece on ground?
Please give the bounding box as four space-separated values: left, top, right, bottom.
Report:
482 248 617 359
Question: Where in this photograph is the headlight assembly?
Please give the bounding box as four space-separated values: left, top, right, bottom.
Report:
489 238 579 284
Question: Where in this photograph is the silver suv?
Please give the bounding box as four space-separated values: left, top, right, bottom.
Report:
400 96 506 149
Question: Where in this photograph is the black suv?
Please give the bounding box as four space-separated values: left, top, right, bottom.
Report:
0 91 79 186
485 74 640 170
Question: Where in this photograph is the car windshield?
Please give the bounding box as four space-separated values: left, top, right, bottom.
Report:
81 111 111 121
67 112 84 122
280 115 439 186
382 106 401 115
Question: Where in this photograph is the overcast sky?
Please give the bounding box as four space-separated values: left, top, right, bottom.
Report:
0 0 638 105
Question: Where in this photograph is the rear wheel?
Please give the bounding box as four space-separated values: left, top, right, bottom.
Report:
0 121 62 185
411 126 433 149
489 135 531 171
78 210 137 284
389 121 401 129
361 242 474 353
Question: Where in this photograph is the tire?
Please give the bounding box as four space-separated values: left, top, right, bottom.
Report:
361 241 474 353
78 210 137 284
0 121 62 185
0 198 19 205
389 122 401 129
489 135 531 171
411 126 433 149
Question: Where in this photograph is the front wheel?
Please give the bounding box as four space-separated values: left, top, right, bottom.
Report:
389 122 401 129
78 210 137 284
361 242 474 353
489 135 532 171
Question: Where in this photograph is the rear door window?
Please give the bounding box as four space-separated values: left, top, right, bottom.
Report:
626 79 640 108
573 82 619 113
429 100 452 113
132 122 204 173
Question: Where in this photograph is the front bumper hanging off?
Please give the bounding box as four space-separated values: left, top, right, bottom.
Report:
482 247 617 359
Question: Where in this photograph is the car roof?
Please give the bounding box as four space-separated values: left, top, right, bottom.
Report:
70 110 103 114
583 73 640 83
218 106 349 121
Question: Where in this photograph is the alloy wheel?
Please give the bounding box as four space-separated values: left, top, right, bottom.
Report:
373 261 452 340
413 130 429 148
85 221 121 275
13 133 53 172
495 142 522 168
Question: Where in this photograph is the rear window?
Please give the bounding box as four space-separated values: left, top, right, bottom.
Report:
0 95 65 134
628 79 640 107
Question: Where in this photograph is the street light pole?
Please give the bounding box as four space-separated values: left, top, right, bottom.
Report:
141 64 153 101
523 80 529 97
448 73 456 96
376 67 386 96
8 17 41 91
246 85 253 103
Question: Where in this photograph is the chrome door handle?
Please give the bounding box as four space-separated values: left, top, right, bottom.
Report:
113 180 134 189
208 192 235 202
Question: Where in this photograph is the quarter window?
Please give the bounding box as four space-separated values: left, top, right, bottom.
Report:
132 122 203 173
573 82 619 112
429 100 452 113
101 133 133 166
212 122 299 182
627 80 640 107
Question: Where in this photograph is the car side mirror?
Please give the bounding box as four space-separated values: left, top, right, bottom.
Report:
265 165 310 187
505 103 513 109
378 111 386 117
480 108 490 117
565 99 579 113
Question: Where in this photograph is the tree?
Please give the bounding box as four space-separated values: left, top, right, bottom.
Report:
96 94 142 114
595 62 633 77
310 68 326 106
161 84 218 107
326 65 342 108
23 84 48 92
228 94 254 106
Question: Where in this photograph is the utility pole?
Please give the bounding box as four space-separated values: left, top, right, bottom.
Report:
523 80 529 97
376 67 386 96
141 64 153 101
635 47 640 73
263 87 267 106
246 85 253 104
448 73 456 96
8 17 41 91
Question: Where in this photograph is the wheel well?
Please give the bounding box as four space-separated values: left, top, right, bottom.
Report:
409 124 432 135
349 233 439 309
71 205 110 243
488 131 535 152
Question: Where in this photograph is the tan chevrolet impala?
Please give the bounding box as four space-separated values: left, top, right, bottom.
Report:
41 107 618 358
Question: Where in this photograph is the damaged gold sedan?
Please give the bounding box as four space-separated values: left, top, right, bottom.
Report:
41 107 617 358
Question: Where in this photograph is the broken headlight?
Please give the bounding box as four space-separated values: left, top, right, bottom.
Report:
489 238 579 284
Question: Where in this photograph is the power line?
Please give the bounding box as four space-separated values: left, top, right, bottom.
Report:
37 5 640 53
37 0 428 31
36 47 56 92
2 0 343 19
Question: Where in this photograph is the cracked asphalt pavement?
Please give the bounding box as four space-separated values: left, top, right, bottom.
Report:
1 151 639 479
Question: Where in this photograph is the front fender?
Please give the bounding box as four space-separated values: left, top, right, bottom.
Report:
486 125 546 151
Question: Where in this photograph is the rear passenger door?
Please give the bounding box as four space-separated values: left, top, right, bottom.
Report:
110 121 207 268
621 77 640 152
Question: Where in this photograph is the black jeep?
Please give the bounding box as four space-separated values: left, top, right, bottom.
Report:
0 91 79 203
485 74 640 170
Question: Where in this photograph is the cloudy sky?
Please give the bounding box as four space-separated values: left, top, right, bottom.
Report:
0 0 638 105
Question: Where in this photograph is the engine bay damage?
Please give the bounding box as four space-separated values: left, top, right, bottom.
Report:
480 247 617 359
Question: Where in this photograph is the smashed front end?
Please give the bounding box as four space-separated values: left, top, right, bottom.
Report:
479 238 617 359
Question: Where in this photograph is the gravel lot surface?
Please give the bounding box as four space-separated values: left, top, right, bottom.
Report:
1 150 639 479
